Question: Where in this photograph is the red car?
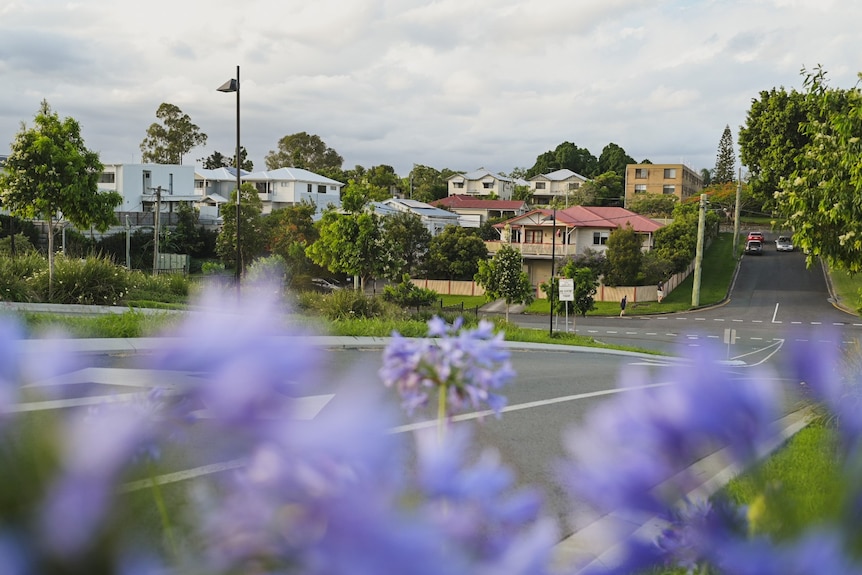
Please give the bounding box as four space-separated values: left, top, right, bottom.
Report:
747 231 764 242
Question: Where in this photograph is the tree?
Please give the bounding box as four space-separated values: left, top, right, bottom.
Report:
262 202 319 278
0 100 121 295
713 125 736 185
424 225 488 280
605 224 642 286
170 203 205 256
265 132 344 175
474 245 534 321
202 147 253 171
777 66 862 271
597 143 635 177
140 103 208 164
627 193 678 218
408 165 454 203
306 209 388 291
577 171 624 206
738 86 815 211
526 142 599 179
700 168 712 187
541 261 598 318
381 211 431 278
216 183 265 273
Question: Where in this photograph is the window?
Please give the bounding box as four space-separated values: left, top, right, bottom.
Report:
330 185 337 191
634 184 647 194
454 181 464 188
307 184 313 193
663 185 676 195
317 185 326 194
663 168 676 178
524 230 543 243
592 231 609 245
535 182 546 190
483 181 494 189
169 173 173 195
568 182 580 190
99 172 115 184
635 168 648 178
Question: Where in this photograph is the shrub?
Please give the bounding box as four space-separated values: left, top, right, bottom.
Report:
382 275 438 309
125 270 190 305
316 288 402 321
0 252 46 302
32 255 131 305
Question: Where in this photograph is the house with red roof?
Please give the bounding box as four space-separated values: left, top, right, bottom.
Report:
429 195 528 227
489 205 664 294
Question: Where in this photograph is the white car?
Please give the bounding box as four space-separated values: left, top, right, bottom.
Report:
775 236 794 252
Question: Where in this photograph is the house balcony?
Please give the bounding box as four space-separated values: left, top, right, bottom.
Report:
485 240 579 258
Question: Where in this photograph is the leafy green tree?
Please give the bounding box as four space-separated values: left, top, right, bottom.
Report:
474 245 534 321
526 142 599 179
408 165 454 203
306 209 387 290
424 225 488 280
263 202 319 278
265 132 344 175
627 193 678 218
170 203 204 255
140 103 208 164
700 168 712 187
713 125 736 184
541 261 598 318
597 143 635 177
382 274 438 309
738 86 814 211
381 211 431 278
605 224 642 285
216 183 265 273
202 147 253 171
0 100 121 295
777 67 862 271
578 171 624 206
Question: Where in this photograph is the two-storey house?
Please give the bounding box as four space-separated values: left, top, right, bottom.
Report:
446 168 514 200
488 205 663 297
242 167 343 215
429 195 528 227
528 168 589 206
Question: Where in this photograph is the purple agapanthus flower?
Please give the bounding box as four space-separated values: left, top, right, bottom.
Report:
379 317 515 418
558 342 782 573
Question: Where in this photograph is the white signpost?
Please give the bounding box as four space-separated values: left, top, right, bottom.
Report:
559 278 574 332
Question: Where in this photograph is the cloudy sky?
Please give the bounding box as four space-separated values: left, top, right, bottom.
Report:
2 0 860 178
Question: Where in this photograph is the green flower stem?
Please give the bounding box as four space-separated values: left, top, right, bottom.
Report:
148 462 179 559
437 383 447 442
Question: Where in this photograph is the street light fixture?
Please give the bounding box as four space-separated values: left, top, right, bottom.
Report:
217 66 241 294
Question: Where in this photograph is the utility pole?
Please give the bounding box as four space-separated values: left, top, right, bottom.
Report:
152 186 162 276
691 193 707 307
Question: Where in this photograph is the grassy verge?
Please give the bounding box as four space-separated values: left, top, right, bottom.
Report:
828 267 862 313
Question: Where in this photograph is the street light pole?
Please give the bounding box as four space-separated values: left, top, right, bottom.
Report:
218 65 241 296
549 206 556 338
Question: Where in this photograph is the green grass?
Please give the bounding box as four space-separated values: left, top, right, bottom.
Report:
828 268 862 313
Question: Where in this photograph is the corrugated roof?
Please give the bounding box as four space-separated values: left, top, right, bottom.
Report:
495 206 662 233
430 195 526 210
243 167 343 185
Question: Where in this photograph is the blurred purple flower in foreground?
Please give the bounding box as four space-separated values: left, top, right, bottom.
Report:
379 316 515 418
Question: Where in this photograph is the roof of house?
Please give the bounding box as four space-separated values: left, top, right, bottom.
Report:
447 168 513 183
243 167 343 185
430 195 527 210
530 168 589 182
496 206 663 233
381 198 460 220
195 167 250 180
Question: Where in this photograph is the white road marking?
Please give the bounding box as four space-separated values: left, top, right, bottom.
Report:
772 303 780 323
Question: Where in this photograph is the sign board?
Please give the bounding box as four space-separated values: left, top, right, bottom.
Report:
558 278 574 301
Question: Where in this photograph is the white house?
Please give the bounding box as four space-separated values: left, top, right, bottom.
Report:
100 163 199 214
376 198 460 236
243 167 343 215
528 168 589 206
446 168 514 200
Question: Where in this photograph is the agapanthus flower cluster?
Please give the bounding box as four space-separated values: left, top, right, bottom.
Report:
559 335 862 574
379 316 515 418
0 287 553 574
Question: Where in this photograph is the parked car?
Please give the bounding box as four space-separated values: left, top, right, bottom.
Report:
747 231 764 242
311 278 343 291
745 240 763 255
775 236 794 252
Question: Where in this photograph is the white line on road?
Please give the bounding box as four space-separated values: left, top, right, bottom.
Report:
772 303 780 323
